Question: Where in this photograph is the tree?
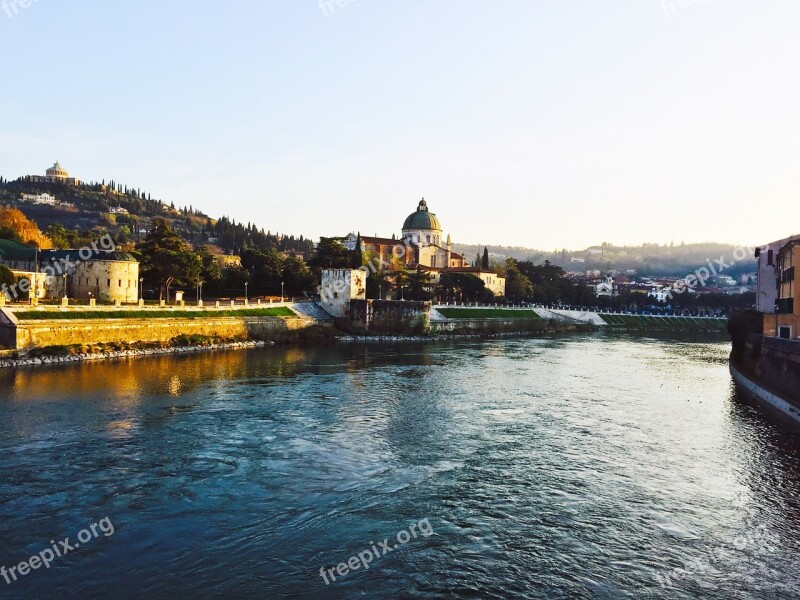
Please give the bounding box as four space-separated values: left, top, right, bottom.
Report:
350 233 363 268
282 256 316 296
438 272 494 303
367 268 393 299
137 218 201 301
309 237 352 269
197 246 223 288
0 265 15 291
241 248 276 292
396 270 435 301
482 247 490 270
504 259 533 302
0 208 52 248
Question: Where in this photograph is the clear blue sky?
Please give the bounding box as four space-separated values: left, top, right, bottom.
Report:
1 0 798 249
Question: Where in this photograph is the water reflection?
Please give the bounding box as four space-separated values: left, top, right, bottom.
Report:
0 334 799 599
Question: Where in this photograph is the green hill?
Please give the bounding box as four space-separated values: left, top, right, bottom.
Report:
0 177 314 256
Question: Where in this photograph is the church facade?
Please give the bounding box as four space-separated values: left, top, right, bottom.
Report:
342 198 505 297
26 161 82 186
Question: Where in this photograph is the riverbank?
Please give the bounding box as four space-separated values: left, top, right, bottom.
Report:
0 323 596 369
0 339 275 369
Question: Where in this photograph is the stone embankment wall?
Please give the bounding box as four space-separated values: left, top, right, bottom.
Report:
734 333 800 403
348 300 430 334
430 319 550 334
0 311 316 350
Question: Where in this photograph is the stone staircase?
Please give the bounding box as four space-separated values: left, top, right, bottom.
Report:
289 301 334 322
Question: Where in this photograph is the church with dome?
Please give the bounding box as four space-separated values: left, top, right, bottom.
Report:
342 198 469 270
27 161 82 186
341 198 505 296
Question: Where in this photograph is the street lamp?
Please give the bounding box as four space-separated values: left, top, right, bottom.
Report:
62 273 67 299
281 281 285 303
245 281 248 304
139 278 144 302
199 281 203 303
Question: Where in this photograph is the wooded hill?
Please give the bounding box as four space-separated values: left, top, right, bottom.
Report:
0 177 314 256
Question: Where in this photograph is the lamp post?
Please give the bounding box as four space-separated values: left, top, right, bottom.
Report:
199 281 203 303
245 282 248 304
62 273 67 299
139 278 144 302
281 281 285 303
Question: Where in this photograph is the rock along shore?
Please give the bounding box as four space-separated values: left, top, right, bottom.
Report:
0 327 582 369
0 340 275 369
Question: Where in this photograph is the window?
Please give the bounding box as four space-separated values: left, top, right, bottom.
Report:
768 250 774 265
119 279 122 287
779 326 791 339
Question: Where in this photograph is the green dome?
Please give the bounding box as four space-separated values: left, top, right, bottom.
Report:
402 199 442 231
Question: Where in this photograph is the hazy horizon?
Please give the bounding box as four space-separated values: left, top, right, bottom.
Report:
2 1 798 249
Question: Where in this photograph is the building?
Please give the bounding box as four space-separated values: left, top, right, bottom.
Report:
755 235 799 314
0 239 139 302
319 268 366 317
595 275 616 297
432 266 506 297
27 161 82 186
109 206 129 215
756 235 800 339
342 198 505 296
211 254 242 269
20 192 58 205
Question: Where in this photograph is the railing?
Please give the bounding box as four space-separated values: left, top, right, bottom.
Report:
432 301 726 318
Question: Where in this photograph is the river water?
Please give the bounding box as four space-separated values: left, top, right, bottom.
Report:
1 333 799 599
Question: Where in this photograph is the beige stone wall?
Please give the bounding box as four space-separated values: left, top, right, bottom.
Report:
319 269 366 317
477 273 506 297
12 316 311 350
72 260 140 303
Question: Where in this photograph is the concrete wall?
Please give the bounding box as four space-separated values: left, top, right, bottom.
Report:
0 308 17 348
6 314 312 350
319 269 366 318
430 318 548 334
542 309 609 325
349 300 430 333
735 334 800 402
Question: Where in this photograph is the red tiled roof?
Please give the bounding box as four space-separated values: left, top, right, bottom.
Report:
361 236 399 246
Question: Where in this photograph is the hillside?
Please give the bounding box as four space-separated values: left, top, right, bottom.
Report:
454 241 757 279
0 177 315 256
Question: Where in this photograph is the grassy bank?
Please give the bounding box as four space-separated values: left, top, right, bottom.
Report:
600 313 727 332
11 307 297 320
437 308 541 320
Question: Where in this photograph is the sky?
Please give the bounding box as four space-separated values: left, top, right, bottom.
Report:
1 0 799 250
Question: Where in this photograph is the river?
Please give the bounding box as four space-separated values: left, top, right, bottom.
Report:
1 333 799 599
